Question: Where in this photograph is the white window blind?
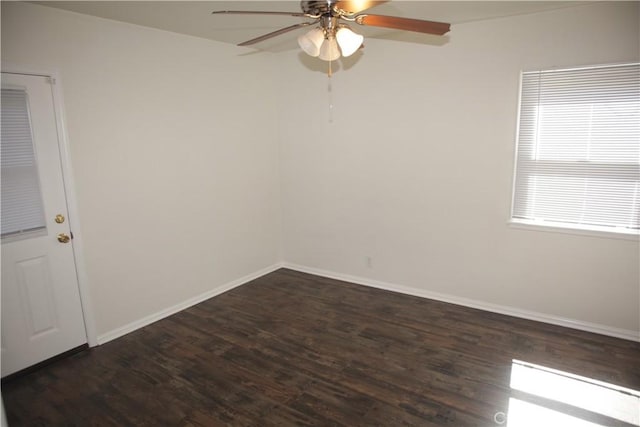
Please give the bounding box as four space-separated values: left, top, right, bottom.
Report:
1 88 47 237
512 63 640 235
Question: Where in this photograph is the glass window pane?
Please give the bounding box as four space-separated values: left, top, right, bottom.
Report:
1 88 47 238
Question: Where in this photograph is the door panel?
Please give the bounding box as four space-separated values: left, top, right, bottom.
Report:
1 72 87 377
17 255 58 336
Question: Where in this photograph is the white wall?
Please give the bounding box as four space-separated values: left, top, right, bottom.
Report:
277 2 640 335
1 2 282 339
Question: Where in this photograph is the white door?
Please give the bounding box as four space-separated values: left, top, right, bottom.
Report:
1 72 87 377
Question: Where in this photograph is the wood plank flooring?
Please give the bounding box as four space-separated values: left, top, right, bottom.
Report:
3 268 639 426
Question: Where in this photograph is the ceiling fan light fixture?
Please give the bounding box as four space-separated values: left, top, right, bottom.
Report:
297 27 324 57
318 37 341 61
336 26 364 57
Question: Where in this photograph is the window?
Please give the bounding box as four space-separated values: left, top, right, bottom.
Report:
1 88 47 239
511 63 640 236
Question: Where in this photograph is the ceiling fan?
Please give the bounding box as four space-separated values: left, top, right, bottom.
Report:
212 1 450 62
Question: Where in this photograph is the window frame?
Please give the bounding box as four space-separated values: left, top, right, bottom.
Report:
509 62 640 240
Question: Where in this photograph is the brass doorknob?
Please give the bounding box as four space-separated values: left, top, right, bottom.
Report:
57 233 71 243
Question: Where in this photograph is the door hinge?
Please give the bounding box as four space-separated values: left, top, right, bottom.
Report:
70 231 74 240
46 77 56 85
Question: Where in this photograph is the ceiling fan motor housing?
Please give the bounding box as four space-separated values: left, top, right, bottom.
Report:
301 0 337 16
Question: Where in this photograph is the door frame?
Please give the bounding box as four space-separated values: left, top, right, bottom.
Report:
2 65 98 347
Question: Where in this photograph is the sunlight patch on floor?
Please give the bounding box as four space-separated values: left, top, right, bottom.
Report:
507 398 605 427
508 360 639 426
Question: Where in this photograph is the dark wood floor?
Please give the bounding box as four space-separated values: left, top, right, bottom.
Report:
3 269 639 426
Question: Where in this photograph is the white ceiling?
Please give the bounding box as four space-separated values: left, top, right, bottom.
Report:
35 1 587 52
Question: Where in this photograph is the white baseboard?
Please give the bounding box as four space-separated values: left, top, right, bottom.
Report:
282 262 640 343
96 262 284 345
96 261 639 345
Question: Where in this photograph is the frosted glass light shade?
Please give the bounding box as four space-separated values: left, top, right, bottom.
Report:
297 28 324 57
319 37 340 61
336 27 364 57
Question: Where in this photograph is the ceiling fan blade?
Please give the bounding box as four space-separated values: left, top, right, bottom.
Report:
238 22 317 46
212 10 310 18
333 1 388 14
355 14 450 35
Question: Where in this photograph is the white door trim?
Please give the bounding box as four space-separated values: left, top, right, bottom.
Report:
2 65 98 347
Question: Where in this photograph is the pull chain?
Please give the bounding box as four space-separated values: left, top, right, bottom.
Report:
328 60 334 123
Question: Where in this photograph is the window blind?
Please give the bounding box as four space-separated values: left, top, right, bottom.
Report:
1 88 47 237
512 63 640 234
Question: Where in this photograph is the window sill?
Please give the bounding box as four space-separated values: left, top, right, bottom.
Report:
508 220 639 241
